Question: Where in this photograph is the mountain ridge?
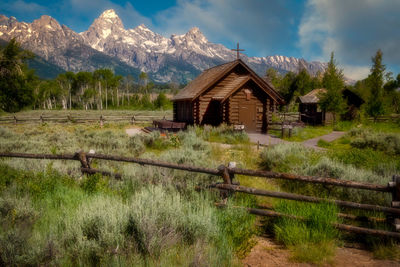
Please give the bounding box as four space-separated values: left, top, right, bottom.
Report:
0 9 328 83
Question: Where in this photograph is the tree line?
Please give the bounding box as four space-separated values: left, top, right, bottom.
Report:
266 50 400 121
0 39 177 112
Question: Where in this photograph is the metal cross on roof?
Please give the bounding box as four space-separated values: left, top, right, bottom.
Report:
231 42 245 59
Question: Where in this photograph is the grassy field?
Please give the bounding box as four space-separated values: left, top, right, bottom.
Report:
1 119 400 265
0 122 257 266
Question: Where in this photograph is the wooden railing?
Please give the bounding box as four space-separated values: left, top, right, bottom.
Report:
366 114 400 122
0 114 172 125
1 151 400 238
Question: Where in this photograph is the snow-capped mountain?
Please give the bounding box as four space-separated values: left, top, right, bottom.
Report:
0 9 327 83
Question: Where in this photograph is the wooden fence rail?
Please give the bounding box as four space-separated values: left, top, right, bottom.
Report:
0 114 172 124
0 151 400 238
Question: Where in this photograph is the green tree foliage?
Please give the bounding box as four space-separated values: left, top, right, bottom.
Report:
365 49 386 120
154 92 172 110
265 67 321 110
0 39 37 112
319 52 346 123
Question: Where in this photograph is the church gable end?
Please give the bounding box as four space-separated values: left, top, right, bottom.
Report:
173 59 284 133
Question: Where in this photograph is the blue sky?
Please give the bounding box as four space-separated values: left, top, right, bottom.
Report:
1 0 399 80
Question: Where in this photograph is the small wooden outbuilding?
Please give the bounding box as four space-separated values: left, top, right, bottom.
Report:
298 88 364 125
172 59 284 133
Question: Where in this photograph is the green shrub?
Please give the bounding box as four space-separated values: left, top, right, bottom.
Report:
260 143 312 172
191 124 250 144
317 139 331 148
302 157 390 205
348 128 400 155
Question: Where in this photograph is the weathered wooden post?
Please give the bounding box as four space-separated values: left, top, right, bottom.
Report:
130 116 135 125
257 141 260 151
100 115 104 127
228 162 237 185
13 115 17 125
76 151 91 176
281 121 284 138
390 175 400 231
40 114 44 124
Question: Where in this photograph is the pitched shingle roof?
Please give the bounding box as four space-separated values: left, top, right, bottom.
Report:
212 75 250 100
172 59 285 104
298 88 327 104
172 61 237 101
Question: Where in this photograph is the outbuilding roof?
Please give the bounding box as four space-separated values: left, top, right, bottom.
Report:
298 88 327 104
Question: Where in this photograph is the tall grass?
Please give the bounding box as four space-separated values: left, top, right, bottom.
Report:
273 201 339 264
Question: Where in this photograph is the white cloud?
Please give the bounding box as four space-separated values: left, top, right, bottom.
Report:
2 0 48 21
342 65 370 81
299 0 400 78
154 0 300 57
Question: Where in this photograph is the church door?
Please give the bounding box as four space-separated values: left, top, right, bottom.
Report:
239 103 257 132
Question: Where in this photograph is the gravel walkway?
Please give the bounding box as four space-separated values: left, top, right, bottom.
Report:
248 131 346 150
302 131 346 149
248 133 288 146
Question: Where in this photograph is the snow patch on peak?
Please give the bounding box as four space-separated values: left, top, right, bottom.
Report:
188 27 200 33
137 24 151 31
100 9 118 19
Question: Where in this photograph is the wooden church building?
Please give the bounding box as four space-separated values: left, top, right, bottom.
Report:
172 59 284 133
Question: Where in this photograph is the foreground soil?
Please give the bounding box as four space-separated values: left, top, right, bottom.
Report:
242 237 400 267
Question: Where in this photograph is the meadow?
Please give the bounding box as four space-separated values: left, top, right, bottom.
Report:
1 113 400 265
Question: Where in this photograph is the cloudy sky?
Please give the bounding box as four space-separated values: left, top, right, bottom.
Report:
1 0 399 80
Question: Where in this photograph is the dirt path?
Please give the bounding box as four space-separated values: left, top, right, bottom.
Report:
248 133 288 146
242 236 400 267
302 131 345 149
125 127 144 136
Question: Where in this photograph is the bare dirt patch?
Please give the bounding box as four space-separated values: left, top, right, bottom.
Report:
242 237 400 267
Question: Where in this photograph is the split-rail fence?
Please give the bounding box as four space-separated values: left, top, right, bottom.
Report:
1 151 400 239
0 114 172 125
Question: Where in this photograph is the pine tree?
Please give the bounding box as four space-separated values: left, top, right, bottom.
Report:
319 52 346 123
0 38 36 112
366 49 386 121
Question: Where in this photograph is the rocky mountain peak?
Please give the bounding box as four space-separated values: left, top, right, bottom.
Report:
90 9 124 30
184 27 207 42
0 10 329 83
99 9 118 19
32 15 62 31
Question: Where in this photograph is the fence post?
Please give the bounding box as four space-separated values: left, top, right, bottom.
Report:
13 115 17 125
77 151 91 176
218 164 231 199
281 121 284 138
40 114 44 124
100 115 104 127
391 175 400 231
130 116 135 125
257 141 260 151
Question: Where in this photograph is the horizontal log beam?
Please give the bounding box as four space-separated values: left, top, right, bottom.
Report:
216 204 400 239
229 168 391 192
212 184 400 215
87 153 220 176
0 152 77 160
